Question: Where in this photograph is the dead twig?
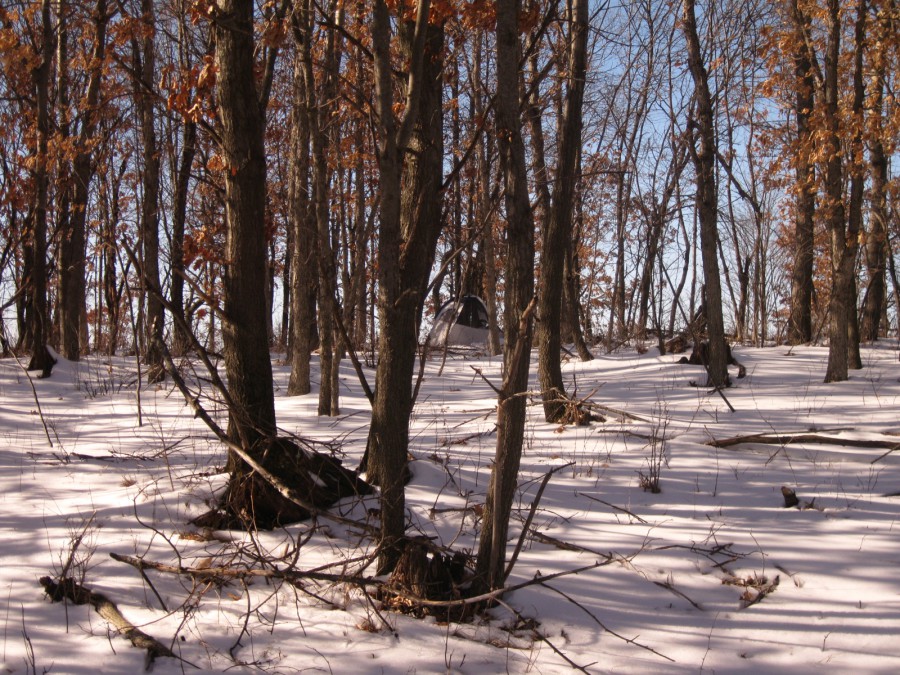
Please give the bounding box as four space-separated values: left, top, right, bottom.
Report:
653 579 704 610
540 582 674 662
504 462 575 583
493 596 594 673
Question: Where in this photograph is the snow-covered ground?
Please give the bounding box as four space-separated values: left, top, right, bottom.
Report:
1 343 899 674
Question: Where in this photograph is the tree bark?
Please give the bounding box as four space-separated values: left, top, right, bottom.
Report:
473 31 502 357
823 0 860 383
845 0 866 371
303 0 341 416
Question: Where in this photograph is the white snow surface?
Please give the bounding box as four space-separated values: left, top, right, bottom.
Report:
1 344 900 674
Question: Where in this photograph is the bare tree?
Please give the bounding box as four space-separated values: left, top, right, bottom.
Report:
787 0 816 345
23 0 56 377
287 4 316 396
474 0 536 593
682 0 728 387
134 0 165 382
367 0 445 573
535 0 589 423
214 0 276 453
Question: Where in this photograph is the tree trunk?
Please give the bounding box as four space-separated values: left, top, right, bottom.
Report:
474 0 536 593
100 158 126 354
25 0 55 377
845 0 866 371
171 120 197 355
287 8 315 396
860 8 889 343
302 0 341 416
563 167 593 361
473 31 502 357
134 0 165 383
682 0 728 388
787 0 816 345
215 0 277 447
823 0 862 382
367 0 443 574
535 0 588 423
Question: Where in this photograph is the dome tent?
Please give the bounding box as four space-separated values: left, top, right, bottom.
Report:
426 295 496 347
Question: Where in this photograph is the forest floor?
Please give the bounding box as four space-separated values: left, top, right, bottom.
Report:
1 342 900 673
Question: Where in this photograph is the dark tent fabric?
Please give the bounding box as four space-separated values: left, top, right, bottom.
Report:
427 296 496 347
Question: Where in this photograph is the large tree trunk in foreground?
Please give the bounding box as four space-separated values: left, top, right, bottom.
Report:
193 0 370 531
474 0 536 593
210 0 286 527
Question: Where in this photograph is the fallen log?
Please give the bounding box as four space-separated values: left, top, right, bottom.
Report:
39 576 177 670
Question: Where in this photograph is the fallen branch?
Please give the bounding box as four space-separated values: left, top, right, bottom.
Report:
582 402 651 423
39 576 181 670
578 493 649 524
112 551 611 611
707 431 900 464
525 531 614 560
110 552 378 588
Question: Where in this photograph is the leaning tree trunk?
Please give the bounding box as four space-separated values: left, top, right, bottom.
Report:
683 0 728 388
535 0 588 423
474 0 536 593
